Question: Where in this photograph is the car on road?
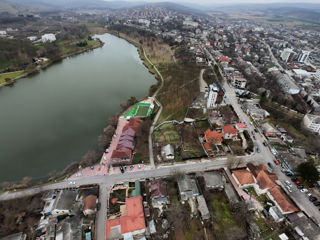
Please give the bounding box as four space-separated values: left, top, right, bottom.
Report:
286 185 292 193
285 180 292 187
68 181 75 185
314 201 320 206
273 159 279 165
297 185 304 190
291 177 298 182
309 196 317 202
257 147 261 153
267 162 273 168
300 188 308 193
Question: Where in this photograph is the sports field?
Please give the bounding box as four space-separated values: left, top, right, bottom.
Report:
123 102 153 118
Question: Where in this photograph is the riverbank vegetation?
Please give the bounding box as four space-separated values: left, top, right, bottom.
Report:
107 25 202 122
0 23 103 87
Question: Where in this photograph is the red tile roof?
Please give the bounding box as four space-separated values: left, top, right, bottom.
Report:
269 187 299 213
105 196 146 239
219 56 230 63
111 150 132 159
83 195 97 211
236 123 246 129
203 143 212 151
247 163 278 190
223 125 238 134
232 169 255 185
204 129 223 144
150 179 167 199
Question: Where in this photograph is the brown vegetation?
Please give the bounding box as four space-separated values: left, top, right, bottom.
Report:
0 193 44 239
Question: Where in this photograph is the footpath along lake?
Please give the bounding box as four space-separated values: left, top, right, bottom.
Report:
0 33 156 183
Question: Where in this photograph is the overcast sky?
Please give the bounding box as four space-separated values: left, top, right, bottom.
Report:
105 0 320 4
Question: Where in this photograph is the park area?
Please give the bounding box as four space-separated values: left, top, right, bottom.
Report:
123 102 153 119
0 71 24 85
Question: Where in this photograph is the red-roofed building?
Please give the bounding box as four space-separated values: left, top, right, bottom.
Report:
110 150 132 166
232 169 255 186
232 163 299 215
236 123 247 132
268 187 299 214
106 196 146 240
203 129 223 145
219 56 230 63
222 125 238 140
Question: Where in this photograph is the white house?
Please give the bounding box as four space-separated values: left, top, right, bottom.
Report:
161 144 174 160
41 33 56 43
303 114 320 134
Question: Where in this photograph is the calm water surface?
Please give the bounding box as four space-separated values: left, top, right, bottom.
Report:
0 34 156 183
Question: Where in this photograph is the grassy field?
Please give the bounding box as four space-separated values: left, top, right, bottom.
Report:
153 122 181 145
209 192 247 240
0 71 24 85
123 102 152 118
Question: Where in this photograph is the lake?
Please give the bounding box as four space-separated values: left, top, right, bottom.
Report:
0 33 156 183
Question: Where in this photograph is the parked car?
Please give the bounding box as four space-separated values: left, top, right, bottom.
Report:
291 177 298 182
263 142 267 147
286 185 292 193
119 165 124 174
105 148 109 153
243 188 250 195
286 172 294 176
253 135 256 140
309 196 317 202
307 193 312 197
297 185 304 190
300 188 308 193
273 159 279 165
295 181 302 185
267 162 273 168
285 180 292 187
257 147 261 153
254 129 258 133
262 209 269 219
68 181 75 185
314 201 320 206
138 164 141 169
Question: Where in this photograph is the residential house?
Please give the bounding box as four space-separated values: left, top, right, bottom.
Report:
232 169 256 189
110 118 143 166
41 33 56 43
150 179 168 205
161 144 175 161
261 122 278 137
303 113 320 134
222 125 238 140
206 83 224 109
233 76 247 89
177 175 199 202
220 109 238 124
235 123 247 132
105 196 146 240
83 195 98 216
202 171 224 190
269 206 284 222
203 129 223 145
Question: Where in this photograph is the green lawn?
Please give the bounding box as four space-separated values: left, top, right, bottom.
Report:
153 122 180 145
0 71 24 85
123 102 152 118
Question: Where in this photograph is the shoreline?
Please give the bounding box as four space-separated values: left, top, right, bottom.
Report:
0 40 104 88
105 29 162 84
